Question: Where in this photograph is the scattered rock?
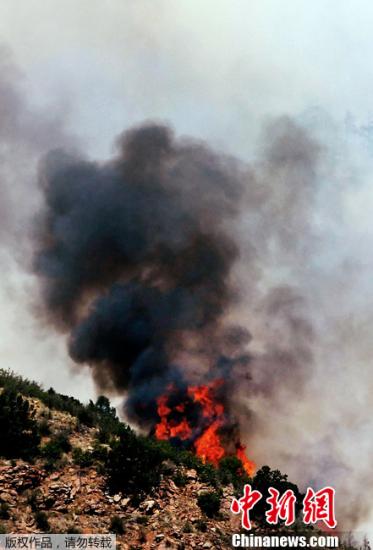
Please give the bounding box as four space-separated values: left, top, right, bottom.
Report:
142 499 156 513
0 395 240 549
0 491 12 503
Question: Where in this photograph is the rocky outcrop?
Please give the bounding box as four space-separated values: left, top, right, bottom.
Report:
0 402 240 549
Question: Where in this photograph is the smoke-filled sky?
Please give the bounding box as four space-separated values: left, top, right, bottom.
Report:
1 0 373 533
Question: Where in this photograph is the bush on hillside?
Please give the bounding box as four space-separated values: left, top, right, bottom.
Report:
41 431 71 460
218 455 250 491
0 503 10 520
0 370 121 430
197 491 221 518
109 515 125 535
72 447 94 468
251 465 303 526
106 426 163 498
38 419 51 437
0 387 40 459
34 511 50 532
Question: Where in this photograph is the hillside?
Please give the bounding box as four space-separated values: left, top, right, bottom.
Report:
0 405 240 547
0 370 350 550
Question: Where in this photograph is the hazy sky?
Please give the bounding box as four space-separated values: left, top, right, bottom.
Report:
0 0 373 159
1 1 373 532
0 0 372 418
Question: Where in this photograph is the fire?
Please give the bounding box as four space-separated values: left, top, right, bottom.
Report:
188 380 224 418
155 379 255 476
194 419 225 465
155 393 193 440
155 394 192 439
236 442 256 477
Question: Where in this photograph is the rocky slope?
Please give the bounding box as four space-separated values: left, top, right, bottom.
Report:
0 397 241 549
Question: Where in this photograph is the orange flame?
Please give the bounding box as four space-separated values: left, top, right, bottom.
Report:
155 394 193 440
155 379 255 475
194 419 225 465
188 379 224 418
236 442 256 477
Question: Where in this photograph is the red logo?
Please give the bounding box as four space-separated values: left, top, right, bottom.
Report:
266 488 297 526
231 485 262 530
303 487 337 529
231 484 337 530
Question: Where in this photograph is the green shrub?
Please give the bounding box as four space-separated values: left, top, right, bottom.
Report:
91 442 110 463
0 369 88 420
0 503 10 520
41 432 71 460
172 470 188 487
161 459 177 476
219 456 250 490
72 447 94 468
251 465 303 526
43 457 67 473
135 515 148 525
94 396 122 435
106 427 163 498
72 442 109 468
0 370 123 430
109 515 125 535
77 408 95 427
0 370 44 400
44 497 55 510
66 526 82 534
149 439 195 468
27 489 41 512
95 428 111 444
219 455 241 480
182 522 193 533
197 491 221 518
198 463 219 487
34 511 50 532
0 524 6 534
0 388 40 459
38 419 51 437
194 519 207 532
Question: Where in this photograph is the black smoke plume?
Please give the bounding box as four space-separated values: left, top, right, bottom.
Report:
34 123 249 428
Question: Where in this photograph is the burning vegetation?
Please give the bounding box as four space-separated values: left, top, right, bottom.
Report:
155 380 255 476
34 123 255 473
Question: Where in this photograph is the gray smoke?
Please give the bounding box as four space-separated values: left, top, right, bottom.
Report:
34 122 251 432
0 45 74 258
28 112 373 530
